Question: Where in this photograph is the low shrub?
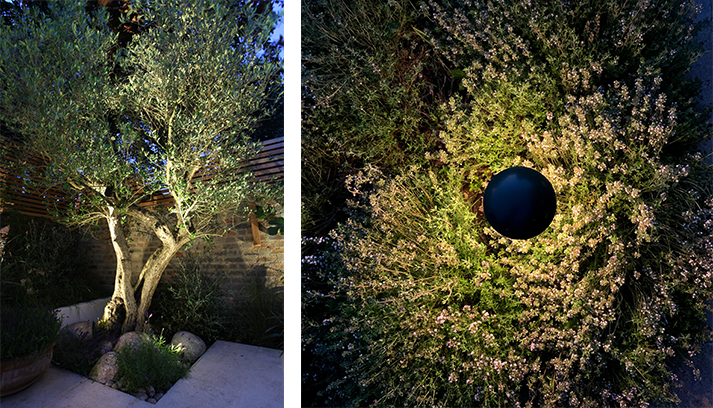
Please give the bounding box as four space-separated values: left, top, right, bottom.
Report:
301 0 453 236
302 0 713 406
52 326 120 376
0 304 62 361
115 332 189 394
150 256 232 344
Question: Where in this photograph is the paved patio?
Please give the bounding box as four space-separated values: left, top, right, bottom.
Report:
0 341 283 408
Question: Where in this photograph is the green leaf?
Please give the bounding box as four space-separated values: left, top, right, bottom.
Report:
450 69 466 80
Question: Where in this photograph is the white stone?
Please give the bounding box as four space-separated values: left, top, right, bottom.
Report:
88 351 119 384
114 331 150 352
99 340 114 354
170 331 206 363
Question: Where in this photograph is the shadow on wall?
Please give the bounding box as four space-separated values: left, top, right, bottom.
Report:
234 264 284 349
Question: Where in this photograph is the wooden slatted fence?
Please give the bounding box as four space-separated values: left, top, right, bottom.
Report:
0 135 284 218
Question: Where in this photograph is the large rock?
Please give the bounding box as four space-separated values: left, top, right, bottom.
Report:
99 340 114 355
63 320 95 339
170 331 206 364
88 351 119 384
113 331 151 352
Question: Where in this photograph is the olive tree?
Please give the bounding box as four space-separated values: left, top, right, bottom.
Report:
0 0 282 332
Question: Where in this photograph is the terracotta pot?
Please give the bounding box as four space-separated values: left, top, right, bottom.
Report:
0 342 55 397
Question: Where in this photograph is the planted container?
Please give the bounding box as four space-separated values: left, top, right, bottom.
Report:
0 305 62 396
1 342 55 396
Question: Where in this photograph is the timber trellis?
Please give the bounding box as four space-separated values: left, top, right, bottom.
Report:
0 135 284 219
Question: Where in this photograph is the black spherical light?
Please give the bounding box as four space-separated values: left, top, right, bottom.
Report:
483 166 557 240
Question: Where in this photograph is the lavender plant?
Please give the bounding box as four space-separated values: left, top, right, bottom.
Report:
303 0 713 407
52 325 120 376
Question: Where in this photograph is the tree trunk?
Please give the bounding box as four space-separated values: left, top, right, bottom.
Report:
100 204 191 333
133 241 184 332
100 207 138 333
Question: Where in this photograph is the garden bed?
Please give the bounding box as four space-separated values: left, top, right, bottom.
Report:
52 323 197 404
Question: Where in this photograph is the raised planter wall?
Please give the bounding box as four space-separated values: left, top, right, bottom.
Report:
55 297 111 328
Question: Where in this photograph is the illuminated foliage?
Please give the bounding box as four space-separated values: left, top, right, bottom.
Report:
302 0 713 406
0 0 282 332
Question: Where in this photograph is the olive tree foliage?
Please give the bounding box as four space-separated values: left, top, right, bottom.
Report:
0 0 282 332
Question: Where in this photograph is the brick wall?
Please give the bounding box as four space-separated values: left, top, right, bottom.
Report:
84 216 284 304
2 206 284 306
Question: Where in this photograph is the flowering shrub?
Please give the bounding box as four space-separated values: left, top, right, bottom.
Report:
303 0 713 407
301 0 451 236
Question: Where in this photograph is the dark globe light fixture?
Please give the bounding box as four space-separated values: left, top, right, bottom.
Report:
483 166 557 240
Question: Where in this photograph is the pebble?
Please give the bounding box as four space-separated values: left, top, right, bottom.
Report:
98 381 166 404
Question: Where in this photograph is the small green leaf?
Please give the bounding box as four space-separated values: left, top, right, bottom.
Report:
450 69 466 80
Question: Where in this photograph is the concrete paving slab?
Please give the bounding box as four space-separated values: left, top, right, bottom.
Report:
45 380 150 408
0 364 88 408
0 341 283 408
0 365 150 408
155 341 283 408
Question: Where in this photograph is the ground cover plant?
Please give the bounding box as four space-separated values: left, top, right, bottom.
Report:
51 321 189 396
302 0 713 407
115 331 190 394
